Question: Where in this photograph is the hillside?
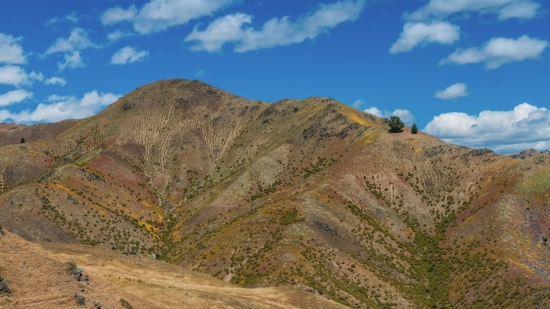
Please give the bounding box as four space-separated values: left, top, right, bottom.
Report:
0 79 549 309
0 230 344 308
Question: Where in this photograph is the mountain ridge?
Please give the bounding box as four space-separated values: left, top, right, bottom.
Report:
0 79 549 309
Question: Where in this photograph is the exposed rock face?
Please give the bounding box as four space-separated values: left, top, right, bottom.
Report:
0 79 549 308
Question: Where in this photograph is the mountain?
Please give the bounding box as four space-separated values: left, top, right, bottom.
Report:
0 79 549 309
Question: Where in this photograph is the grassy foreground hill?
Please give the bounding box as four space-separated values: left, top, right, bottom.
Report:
0 79 549 308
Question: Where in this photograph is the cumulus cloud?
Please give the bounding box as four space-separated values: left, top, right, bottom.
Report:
44 77 66 86
45 12 79 26
0 66 43 87
0 33 27 64
406 0 540 21
434 83 468 100
440 35 548 69
110 46 149 65
0 89 33 107
0 90 121 124
185 0 365 53
44 28 99 71
58 51 84 70
107 30 134 42
390 22 460 53
364 107 415 125
424 103 550 153
0 66 29 86
29 71 44 82
45 28 98 54
101 0 236 34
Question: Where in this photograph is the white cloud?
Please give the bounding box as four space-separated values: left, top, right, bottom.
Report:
195 69 206 76
29 71 44 82
498 1 540 19
185 13 252 52
58 51 85 70
363 107 415 125
389 22 460 53
45 77 67 86
0 89 33 107
45 28 98 54
424 103 550 153
434 83 468 100
101 0 236 34
66 12 79 23
0 66 43 87
440 35 548 69
46 12 79 26
364 106 383 117
391 109 415 126
107 30 134 42
47 94 71 102
101 5 138 25
0 66 28 86
352 99 363 109
110 46 149 65
185 0 366 53
0 33 27 64
0 90 121 124
406 0 540 21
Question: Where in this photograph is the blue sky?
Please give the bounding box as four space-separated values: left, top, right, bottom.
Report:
0 0 548 154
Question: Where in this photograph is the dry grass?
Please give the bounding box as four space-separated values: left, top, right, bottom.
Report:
0 231 346 309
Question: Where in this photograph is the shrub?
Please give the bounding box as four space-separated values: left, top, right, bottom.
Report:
411 123 418 134
65 261 82 275
388 116 404 133
74 294 85 305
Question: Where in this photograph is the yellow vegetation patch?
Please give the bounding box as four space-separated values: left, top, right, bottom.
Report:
340 106 373 127
510 260 536 274
297 101 326 116
357 128 382 146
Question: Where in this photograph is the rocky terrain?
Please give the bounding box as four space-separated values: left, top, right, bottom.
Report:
0 79 549 308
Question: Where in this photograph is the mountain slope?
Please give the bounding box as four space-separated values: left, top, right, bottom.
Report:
0 230 345 309
0 79 549 309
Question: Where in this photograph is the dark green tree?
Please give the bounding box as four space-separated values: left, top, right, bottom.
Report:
411 123 418 134
388 116 404 133
20 137 25 143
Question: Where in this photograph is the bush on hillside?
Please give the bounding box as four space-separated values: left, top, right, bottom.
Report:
388 116 404 133
411 123 418 134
